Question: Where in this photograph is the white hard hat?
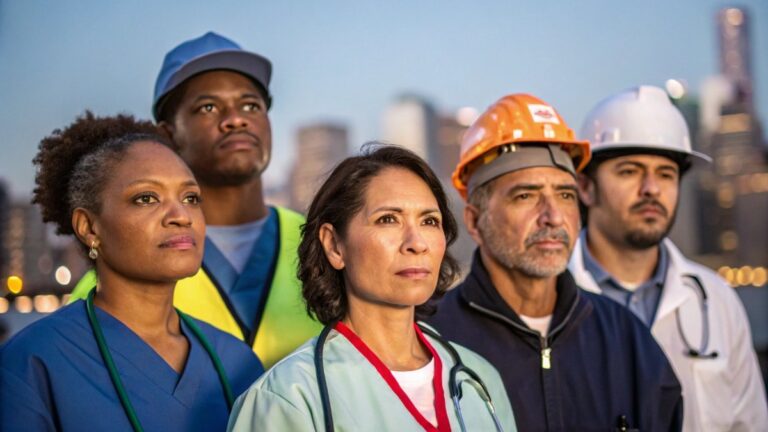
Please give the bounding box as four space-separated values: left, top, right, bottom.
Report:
580 85 711 166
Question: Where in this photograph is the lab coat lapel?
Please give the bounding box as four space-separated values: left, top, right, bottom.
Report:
651 240 696 328
568 237 602 294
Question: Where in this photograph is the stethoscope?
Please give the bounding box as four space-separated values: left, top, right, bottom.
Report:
676 274 718 359
314 322 505 432
86 289 235 432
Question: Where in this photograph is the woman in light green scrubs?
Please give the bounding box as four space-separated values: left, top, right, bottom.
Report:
228 145 516 432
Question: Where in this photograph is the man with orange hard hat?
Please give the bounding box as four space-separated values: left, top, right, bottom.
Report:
427 93 683 431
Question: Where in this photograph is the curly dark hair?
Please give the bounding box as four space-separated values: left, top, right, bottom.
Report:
32 111 169 241
299 143 460 325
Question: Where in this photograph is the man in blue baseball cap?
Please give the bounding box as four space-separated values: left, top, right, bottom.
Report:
72 32 321 368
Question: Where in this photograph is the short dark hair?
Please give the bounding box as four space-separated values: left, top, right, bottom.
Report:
33 111 170 252
299 144 460 325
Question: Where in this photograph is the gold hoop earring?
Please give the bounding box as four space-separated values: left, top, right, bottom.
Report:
88 241 99 260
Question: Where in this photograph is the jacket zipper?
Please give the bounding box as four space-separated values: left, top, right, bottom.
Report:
468 297 580 370
541 338 552 369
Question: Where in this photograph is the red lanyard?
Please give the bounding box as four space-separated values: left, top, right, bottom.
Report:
334 321 451 432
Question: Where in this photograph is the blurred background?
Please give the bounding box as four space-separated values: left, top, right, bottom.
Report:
0 0 766 383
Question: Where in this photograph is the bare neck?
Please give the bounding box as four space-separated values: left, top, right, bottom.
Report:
93 266 180 339
200 177 268 226
343 298 430 371
585 225 659 285
480 249 557 318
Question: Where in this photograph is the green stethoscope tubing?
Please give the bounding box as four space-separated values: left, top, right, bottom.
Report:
86 289 235 432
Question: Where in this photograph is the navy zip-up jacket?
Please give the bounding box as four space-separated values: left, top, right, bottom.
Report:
426 252 683 432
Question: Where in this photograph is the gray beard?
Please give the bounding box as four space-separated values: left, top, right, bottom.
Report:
479 215 570 278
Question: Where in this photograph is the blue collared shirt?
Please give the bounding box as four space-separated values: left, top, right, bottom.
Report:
580 230 668 327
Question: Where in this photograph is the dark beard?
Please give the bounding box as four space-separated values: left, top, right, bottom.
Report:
624 210 677 249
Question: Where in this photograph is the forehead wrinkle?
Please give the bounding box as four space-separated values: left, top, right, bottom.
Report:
555 184 578 191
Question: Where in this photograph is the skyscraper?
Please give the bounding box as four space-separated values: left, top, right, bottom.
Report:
433 114 465 181
717 7 753 112
382 94 437 160
289 123 349 213
689 7 768 265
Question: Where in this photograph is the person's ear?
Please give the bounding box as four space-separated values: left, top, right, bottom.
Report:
464 204 485 247
157 120 173 138
72 208 101 257
319 223 345 270
577 173 596 207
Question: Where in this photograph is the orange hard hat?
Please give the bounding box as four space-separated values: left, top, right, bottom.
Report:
452 93 591 199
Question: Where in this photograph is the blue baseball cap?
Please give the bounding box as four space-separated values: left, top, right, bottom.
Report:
152 32 272 120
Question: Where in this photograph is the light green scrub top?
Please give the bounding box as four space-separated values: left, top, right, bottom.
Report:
227 325 517 431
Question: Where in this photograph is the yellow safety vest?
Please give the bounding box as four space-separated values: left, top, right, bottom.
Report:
69 206 321 369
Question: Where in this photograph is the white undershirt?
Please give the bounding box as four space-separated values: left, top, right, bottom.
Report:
391 358 436 426
519 314 553 337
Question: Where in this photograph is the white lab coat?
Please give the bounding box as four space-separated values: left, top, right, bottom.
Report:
569 237 768 431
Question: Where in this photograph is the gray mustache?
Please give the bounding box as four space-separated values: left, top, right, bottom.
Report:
525 228 570 248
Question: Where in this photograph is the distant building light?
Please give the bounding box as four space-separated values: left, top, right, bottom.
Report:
716 184 735 209
725 8 743 26
736 266 754 286
665 79 686 99
719 113 751 134
456 107 479 127
7 276 23 294
720 230 739 251
752 267 767 287
34 295 60 313
15 296 33 313
0 298 8 314
55 266 72 286
717 266 768 288
717 266 730 279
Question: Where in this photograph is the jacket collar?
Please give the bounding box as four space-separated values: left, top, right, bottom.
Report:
569 233 697 326
459 249 585 337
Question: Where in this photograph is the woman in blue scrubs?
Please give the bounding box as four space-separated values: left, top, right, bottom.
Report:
0 112 263 431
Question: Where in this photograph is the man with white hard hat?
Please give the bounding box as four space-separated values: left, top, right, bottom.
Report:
428 93 683 431
569 85 768 431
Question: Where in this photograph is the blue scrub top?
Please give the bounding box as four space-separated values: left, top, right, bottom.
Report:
0 300 264 432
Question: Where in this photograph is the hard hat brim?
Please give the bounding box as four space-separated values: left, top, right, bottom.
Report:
591 144 712 166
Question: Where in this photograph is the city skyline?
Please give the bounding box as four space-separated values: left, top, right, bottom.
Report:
1 0 767 199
